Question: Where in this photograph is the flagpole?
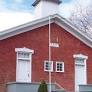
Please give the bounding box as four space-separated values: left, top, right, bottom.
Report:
49 16 51 92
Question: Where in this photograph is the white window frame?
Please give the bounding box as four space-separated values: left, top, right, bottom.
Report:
44 60 53 72
56 62 64 72
15 47 34 64
73 54 88 66
17 52 30 61
15 47 34 82
73 54 88 92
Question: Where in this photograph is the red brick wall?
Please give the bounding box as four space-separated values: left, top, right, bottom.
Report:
0 23 92 92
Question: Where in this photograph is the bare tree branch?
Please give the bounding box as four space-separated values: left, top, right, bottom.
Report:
69 1 92 38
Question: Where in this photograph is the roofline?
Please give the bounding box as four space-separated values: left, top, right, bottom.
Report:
0 15 55 40
32 0 62 6
0 14 92 48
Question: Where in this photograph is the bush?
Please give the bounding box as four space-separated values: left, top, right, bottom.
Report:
38 80 48 92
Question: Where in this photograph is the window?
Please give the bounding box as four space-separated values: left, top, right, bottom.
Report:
44 61 53 72
15 47 34 62
56 62 64 72
75 58 85 65
17 52 30 61
73 54 88 66
17 52 30 60
15 47 34 82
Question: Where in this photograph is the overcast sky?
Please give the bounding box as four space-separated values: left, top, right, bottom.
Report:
0 0 91 31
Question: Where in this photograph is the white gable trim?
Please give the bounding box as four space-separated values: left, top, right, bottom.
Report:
55 16 92 48
0 16 53 40
0 14 92 48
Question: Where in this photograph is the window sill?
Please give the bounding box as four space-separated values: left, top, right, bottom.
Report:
44 70 53 72
55 71 64 73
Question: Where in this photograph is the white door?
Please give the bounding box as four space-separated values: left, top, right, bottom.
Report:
75 63 86 91
16 59 31 82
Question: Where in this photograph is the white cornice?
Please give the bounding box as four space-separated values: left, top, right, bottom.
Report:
0 14 92 48
73 54 88 60
15 47 34 54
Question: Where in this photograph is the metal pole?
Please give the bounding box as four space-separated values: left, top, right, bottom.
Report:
49 16 51 92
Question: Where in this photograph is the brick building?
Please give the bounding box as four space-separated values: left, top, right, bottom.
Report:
0 0 92 92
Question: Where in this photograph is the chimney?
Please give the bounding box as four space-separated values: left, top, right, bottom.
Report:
32 0 62 19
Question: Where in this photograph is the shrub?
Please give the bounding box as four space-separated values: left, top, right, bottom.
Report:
38 80 48 92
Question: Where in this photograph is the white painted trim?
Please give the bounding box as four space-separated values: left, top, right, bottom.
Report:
29 52 32 83
73 54 88 92
0 15 54 40
56 62 64 72
48 16 52 92
16 51 18 82
44 60 53 72
85 59 87 85
55 17 92 48
0 14 92 48
15 47 34 54
15 47 34 82
73 54 88 60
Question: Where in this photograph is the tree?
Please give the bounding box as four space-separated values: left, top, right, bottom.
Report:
69 1 92 38
38 80 48 92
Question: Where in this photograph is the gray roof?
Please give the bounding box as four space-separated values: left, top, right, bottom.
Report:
32 0 62 6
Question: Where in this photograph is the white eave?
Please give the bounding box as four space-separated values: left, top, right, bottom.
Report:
0 14 92 48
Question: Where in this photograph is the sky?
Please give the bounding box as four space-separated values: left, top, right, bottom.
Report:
0 0 91 31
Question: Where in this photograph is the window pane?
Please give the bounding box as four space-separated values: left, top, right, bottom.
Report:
56 62 64 72
18 52 30 58
75 58 85 65
44 61 53 71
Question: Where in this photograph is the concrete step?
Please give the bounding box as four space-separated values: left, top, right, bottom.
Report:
6 82 66 92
